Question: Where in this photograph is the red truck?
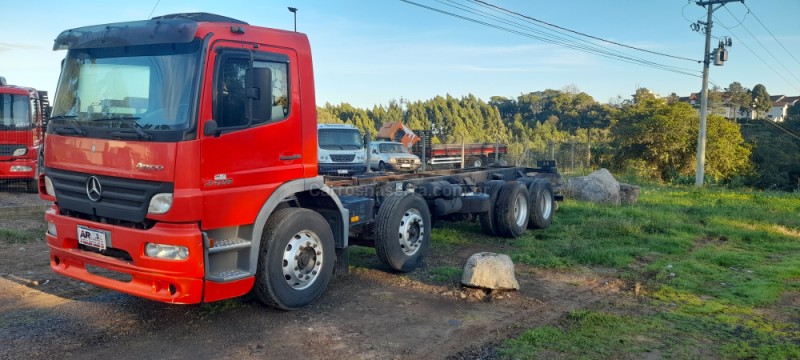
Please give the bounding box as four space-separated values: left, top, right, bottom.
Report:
0 77 49 192
41 13 561 309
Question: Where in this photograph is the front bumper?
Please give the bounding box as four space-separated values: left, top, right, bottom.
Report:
319 163 367 176
45 206 206 304
388 163 420 172
0 159 36 180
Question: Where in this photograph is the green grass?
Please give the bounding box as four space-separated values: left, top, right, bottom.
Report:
0 227 44 244
424 183 800 359
498 310 663 359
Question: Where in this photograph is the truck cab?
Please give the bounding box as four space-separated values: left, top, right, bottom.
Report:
0 77 48 192
317 123 366 176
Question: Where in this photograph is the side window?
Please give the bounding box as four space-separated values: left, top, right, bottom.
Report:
215 52 290 129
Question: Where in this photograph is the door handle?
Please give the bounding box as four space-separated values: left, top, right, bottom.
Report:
280 154 302 161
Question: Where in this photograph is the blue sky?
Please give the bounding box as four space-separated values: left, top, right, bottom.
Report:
1 0 798 108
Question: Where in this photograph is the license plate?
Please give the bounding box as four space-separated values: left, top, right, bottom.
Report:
401 164 411 168
337 169 349 174
77 226 109 251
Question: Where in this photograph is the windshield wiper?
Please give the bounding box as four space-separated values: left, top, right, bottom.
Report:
47 115 86 136
92 116 153 141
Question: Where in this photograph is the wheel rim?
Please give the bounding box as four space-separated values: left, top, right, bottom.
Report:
282 230 324 290
472 159 482 167
398 208 424 256
513 192 528 227
540 188 553 220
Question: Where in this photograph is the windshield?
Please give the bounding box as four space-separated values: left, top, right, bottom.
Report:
319 128 363 150
379 143 408 153
0 94 31 130
50 41 201 140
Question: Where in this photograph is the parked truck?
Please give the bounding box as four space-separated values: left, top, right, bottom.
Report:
0 77 50 192
41 13 561 310
317 123 367 176
377 121 507 168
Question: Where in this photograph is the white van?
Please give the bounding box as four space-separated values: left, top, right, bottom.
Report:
317 124 367 176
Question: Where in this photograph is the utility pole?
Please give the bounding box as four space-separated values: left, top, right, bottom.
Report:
694 0 741 187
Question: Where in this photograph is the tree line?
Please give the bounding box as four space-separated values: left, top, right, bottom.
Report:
317 82 800 191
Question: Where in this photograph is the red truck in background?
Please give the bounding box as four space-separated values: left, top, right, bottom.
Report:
0 77 50 192
377 121 507 168
41 13 561 310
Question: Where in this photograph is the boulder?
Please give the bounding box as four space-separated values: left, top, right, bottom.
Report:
563 168 621 205
461 252 519 290
619 183 640 205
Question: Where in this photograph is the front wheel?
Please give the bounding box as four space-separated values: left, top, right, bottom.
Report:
375 192 432 272
378 161 387 172
254 208 335 310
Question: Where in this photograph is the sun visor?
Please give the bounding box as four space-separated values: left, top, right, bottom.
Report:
53 18 199 51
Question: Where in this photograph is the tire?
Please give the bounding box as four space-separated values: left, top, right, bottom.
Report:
254 208 335 310
466 156 484 168
478 180 505 236
378 161 387 172
375 192 432 272
528 179 554 229
26 179 39 194
495 181 530 238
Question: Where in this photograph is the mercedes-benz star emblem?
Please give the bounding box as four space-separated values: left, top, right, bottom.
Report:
86 176 102 202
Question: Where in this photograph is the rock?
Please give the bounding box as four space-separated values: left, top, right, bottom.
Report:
563 168 621 205
619 183 640 205
461 252 520 290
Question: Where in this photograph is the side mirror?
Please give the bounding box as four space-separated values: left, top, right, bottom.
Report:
203 119 220 137
245 66 273 123
372 149 379 154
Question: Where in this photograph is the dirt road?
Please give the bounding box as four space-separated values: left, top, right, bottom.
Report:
0 195 633 360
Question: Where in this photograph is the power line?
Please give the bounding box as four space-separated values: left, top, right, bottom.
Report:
435 0 699 74
714 13 800 94
148 0 161 19
759 117 800 144
398 0 701 78
470 0 701 63
742 2 800 68
721 5 800 89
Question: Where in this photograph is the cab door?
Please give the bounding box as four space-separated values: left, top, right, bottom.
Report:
198 42 302 229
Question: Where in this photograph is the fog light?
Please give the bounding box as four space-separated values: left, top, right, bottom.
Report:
148 193 173 214
44 176 56 197
10 165 32 172
47 222 57 237
144 243 189 260
12 148 27 156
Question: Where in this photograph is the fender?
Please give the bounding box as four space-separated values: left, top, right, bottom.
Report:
246 176 349 276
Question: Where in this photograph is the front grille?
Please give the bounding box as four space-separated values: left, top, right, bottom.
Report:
396 158 416 165
78 244 134 262
0 144 24 156
330 154 356 162
46 167 173 223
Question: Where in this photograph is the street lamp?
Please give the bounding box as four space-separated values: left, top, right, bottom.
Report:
288 7 298 32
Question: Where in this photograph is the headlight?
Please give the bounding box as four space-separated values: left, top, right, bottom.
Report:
148 193 173 214
319 154 329 161
44 176 56 197
413 158 421 164
355 154 365 161
388 158 397 163
12 148 27 156
145 243 189 260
